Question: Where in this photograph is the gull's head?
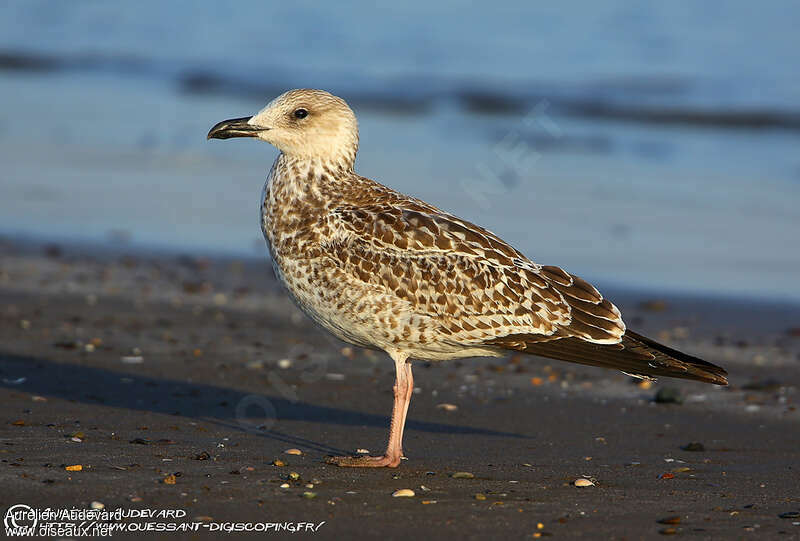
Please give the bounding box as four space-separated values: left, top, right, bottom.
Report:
208 89 359 167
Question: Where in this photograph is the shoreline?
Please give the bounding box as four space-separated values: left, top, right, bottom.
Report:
5 232 800 308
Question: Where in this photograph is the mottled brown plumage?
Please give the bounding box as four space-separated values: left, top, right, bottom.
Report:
208 89 728 468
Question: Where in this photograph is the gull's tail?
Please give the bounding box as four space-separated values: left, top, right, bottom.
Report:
489 330 728 385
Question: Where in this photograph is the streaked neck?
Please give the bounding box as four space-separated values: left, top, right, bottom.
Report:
268 153 356 203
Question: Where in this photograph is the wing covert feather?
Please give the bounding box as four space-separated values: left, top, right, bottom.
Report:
321 203 625 344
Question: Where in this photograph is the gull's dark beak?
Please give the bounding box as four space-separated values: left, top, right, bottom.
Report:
207 116 266 140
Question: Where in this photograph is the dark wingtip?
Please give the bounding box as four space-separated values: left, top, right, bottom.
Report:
705 370 729 386
625 330 729 386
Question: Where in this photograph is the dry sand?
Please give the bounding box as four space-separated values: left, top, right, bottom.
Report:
1 239 799 539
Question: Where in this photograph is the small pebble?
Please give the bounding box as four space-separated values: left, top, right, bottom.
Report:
280 483 290 488
658 516 681 525
474 493 487 500
451 472 474 479
245 360 265 370
272 459 286 467
285 448 303 456
305 483 314 489
90 501 104 510
121 356 144 364
277 358 292 369
659 527 678 535
163 474 177 484
288 472 300 481
65 465 82 472
356 448 370 454
573 478 594 487
392 489 415 498
301 491 316 499
778 511 800 519
681 442 705 452
436 403 458 411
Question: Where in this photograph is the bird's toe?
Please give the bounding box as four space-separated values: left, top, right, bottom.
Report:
325 454 401 468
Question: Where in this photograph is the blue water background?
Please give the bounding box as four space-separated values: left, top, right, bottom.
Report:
1 1 798 300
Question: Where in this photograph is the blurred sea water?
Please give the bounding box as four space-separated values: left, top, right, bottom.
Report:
0 1 798 300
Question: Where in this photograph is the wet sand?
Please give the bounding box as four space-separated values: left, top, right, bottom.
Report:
1 240 799 539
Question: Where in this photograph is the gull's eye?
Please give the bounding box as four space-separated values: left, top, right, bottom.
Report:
293 108 308 119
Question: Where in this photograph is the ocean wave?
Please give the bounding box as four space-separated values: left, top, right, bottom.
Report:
3 48 800 132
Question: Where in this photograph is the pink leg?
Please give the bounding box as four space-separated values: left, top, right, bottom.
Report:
327 352 412 468
398 361 413 446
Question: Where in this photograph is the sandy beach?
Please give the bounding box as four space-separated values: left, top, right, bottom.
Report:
1 239 798 539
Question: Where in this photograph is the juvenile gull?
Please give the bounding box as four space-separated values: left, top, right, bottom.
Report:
208 89 728 468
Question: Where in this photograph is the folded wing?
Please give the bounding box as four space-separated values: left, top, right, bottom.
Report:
321 195 726 385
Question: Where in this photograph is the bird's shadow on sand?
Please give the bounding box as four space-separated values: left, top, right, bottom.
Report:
0 353 527 455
